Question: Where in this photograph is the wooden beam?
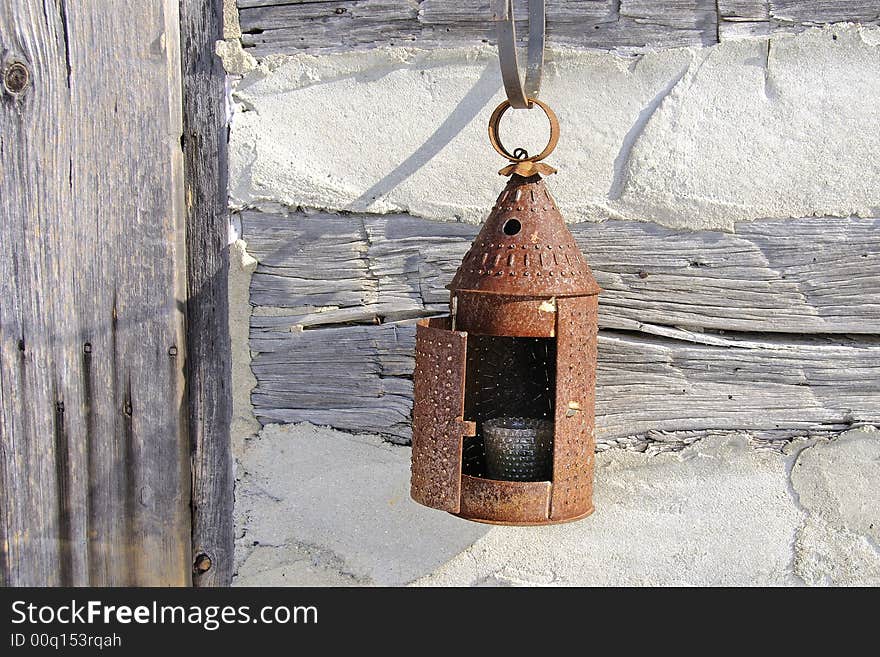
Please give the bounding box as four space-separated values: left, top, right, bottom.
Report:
242 211 880 334
241 210 880 443
235 0 880 57
180 0 234 587
249 321 880 443
0 1 190 585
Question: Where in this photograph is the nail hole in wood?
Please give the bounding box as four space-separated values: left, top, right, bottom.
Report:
193 553 212 573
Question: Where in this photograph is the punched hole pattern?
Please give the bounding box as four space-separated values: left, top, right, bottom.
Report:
552 296 599 517
411 323 468 512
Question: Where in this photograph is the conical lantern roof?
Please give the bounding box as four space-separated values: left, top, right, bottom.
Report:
449 175 600 296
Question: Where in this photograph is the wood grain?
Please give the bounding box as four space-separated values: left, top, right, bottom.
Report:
180 0 234 588
242 211 880 334
719 1 880 38
0 1 190 586
241 210 880 443
236 0 880 57
249 316 880 444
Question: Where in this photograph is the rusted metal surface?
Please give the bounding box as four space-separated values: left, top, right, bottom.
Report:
448 175 600 298
413 158 600 524
488 98 558 175
457 475 551 524
454 292 556 337
410 317 474 513
550 295 599 521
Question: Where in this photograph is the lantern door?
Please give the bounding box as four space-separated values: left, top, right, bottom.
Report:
410 318 475 513
551 295 599 520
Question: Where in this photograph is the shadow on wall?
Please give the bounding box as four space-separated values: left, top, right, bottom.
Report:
352 63 501 213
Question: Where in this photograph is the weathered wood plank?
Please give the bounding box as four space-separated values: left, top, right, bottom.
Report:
242 211 880 334
717 0 772 38
236 0 880 57
180 0 234 587
238 0 717 55
767 1 880 25
242 210 880 443
241 0 421 52
719 1 880 39
0 1 189 585
420 0 718 50
249 320 880 443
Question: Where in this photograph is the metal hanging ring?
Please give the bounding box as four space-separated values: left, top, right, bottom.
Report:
493 0 545 109
488 98 559 163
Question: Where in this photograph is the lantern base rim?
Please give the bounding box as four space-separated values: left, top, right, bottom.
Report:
450 506 594 527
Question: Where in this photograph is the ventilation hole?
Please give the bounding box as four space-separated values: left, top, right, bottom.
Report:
502 218 522 236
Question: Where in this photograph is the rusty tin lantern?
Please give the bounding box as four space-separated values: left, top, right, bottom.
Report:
410 99 601 525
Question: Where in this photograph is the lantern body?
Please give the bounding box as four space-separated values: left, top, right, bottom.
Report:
410 174 600 525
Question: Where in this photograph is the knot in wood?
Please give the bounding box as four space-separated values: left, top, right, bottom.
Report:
3 62 30 95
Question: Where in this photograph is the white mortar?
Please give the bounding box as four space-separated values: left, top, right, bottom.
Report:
229 25 880 231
